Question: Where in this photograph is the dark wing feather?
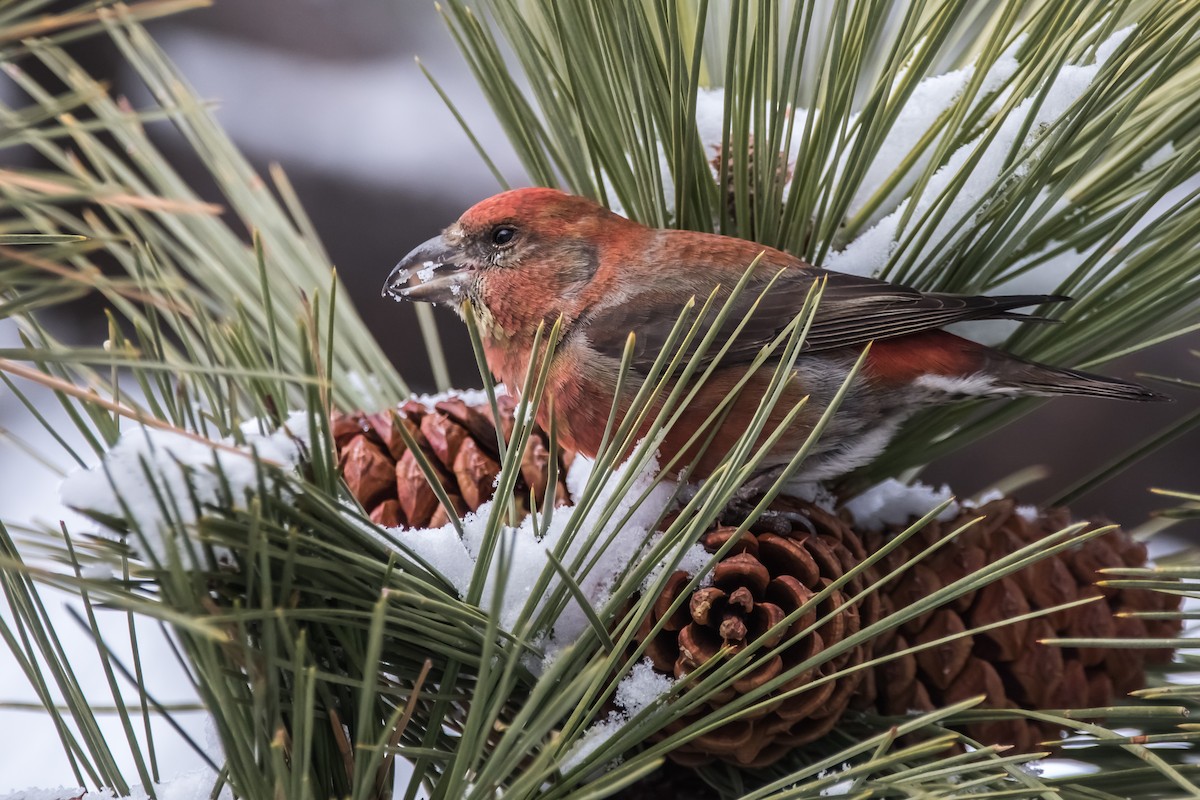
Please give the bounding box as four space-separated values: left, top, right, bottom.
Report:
802 269 1067 351
582 265 1067 374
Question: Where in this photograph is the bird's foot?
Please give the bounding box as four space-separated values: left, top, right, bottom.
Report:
719 497 817 536
719 476 817 537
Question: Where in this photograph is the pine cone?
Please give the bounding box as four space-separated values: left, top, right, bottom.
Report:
636 497 879 768
636 495 1178 766
858 498 1180 752
709 138 793 236
332 394 569 528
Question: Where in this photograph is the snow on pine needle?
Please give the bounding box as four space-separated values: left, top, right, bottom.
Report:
843 478 1043 531
823 30 1139 278
12 771 236 800
385 446 708 669
59 412 312 566
55 385 708 665
560 658 677 773
604 28 1143 345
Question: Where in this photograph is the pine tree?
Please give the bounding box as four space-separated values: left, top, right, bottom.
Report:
2 1 1199 798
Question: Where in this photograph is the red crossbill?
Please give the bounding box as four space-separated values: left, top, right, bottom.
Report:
383 188 1164 481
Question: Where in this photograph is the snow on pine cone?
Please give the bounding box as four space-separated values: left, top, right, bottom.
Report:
333 394 1179 767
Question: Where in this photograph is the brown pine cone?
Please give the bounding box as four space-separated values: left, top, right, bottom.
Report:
332 394 570 528
632 495 1178 766
709 139 794 237
859 497 1181 752
636 497 879 768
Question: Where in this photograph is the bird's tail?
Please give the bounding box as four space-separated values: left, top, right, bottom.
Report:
986 355 1170 402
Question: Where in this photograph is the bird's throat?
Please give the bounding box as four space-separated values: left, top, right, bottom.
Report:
463 301 512 344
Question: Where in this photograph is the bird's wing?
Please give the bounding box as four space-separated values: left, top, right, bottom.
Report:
582 266 1064 373
803 269 1065 351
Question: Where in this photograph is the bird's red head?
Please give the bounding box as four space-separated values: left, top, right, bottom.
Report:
383 187 637 346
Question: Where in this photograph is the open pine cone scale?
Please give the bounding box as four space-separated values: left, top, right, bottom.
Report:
333 395 570 530
636 497 879 767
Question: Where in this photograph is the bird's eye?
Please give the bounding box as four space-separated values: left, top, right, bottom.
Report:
491 226 517 247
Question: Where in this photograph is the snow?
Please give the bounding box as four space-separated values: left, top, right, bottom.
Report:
824 207 899 278
821 28 1148 347
0 771 233 800
971 488 1006 507
639 533 711 594
59 412 312 565
78 561 117 580
843 478 960 531
819 779 855 797
561 659 675 773
409 385 507 411
693 87 726 153
389 449 679 666
606 35 1025 230
828 28 1136 282
844 479 1054 532
1139 142 1175 174
842 36 1024 220
615 659 677 712
343 370 386 402
1016 505 1039 522
954 151 1200 345
390 521 476 590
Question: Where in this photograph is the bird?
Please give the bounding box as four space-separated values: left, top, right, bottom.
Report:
382 187 1165 482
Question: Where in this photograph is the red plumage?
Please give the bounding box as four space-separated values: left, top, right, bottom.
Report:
865 332 983 384
384 188 1164 481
